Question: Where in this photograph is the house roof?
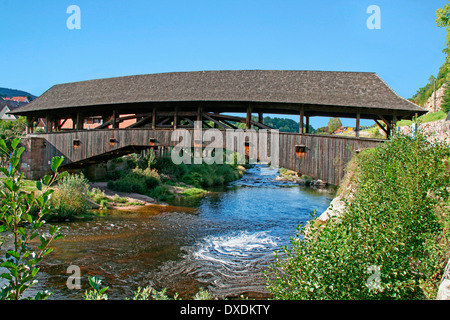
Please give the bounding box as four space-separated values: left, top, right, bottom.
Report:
3 96 28 103
1 101 23 112
12 70 426 119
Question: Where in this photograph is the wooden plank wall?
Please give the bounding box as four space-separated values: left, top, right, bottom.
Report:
29 129 383 185
278 133 383 185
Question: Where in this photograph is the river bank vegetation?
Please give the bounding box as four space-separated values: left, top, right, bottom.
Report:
266 129 450 299
105 150 246 203
43 150 246 220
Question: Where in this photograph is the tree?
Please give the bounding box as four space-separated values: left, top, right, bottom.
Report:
441 79 450 113
436 2 450 58
327 117 342 134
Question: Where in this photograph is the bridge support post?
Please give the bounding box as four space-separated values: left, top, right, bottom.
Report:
258 112 263 127
112 110 118 129
76 112 84 130
305 115 310 134
246 104 253 130
26 118 34 134
197 105 202 125
355 111 360 138
299 105 304 134
152 108 156 130
20 137 47 180
392 114 398 134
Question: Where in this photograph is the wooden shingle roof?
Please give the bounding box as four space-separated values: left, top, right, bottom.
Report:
12 70 425 119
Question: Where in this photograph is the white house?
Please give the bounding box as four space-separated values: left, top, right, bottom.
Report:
0 102 19 120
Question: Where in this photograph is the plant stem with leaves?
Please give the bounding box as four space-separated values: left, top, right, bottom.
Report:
0 138 67 300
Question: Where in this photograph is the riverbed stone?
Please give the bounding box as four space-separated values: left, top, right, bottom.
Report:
313 179 327 188
437 260 450 300
317 195 346 223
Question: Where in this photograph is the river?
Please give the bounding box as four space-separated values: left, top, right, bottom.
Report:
33 165 334 300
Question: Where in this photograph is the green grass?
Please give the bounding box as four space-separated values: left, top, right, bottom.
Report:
181 187 208 196
1 177 37 192
397 110 447 127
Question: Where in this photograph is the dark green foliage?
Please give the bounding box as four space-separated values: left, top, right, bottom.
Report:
151 155 243 188
266 130 450 299
441 80 450 113
107 168 161 194
107 149 244 201
0 117 26 150
0 138 65 300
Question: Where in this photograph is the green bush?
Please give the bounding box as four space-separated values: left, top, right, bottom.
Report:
49 173 90 219
107 167 161 194
266 130 450 299
148 185 173 202
89 188 108 204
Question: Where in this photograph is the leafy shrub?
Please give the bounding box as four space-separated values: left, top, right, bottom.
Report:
49 173 90 219
107 168 160 194
0 138 65 300
266 130 450 299
148 185 173 202
178 163 243 188
111 194 128 203
89 188 108 204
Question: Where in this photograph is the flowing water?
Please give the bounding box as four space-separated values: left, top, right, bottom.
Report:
32 165 334 299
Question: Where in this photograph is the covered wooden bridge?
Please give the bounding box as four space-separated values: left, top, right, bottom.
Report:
12 70 426 185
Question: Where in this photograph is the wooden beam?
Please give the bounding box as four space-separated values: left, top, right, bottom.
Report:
197 105 202 129
127 114 153 128
355 111 360 138
305 115 310 134
392 114 398 133
182 117 194 126
208 113 245 123
374 119 388 135
112 110 118 129
299 105 304 134
157 117 171 126
57 118 68 131
201 112 232 129
76 112 84 130
378 114 392 139
152 107 156 130
174 106 178 129
258 112 263 125
206 112 272 129
201 120 212 128
249 119 273 130
221 119 239 129
246 104 253 130
26 117 33 134
94 118 113 130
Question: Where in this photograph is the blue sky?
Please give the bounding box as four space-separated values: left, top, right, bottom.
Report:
0 0 448 128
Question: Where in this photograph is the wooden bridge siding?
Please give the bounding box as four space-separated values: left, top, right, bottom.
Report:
278 133 382 185
38 129 175 166
30 129 383 185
